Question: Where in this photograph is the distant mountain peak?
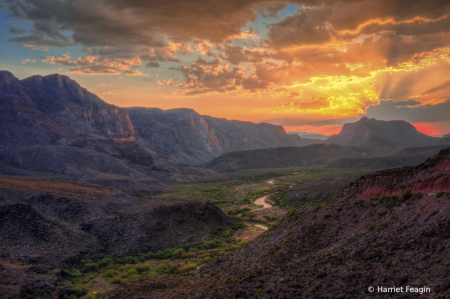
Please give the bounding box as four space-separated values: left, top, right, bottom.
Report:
326 117 446 152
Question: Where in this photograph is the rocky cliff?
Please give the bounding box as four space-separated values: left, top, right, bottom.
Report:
325 117 447 153
126 107 315 166
336 147 450 201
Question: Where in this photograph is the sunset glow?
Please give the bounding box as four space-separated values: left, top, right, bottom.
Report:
1 0 450 134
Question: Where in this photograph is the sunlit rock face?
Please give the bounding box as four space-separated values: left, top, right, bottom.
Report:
0 71 135 147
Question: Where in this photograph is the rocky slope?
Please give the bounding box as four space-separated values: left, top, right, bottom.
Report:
203 144 374 172
325 117 448 153
105 191 450 298
126 107 316 166
337 147 450 201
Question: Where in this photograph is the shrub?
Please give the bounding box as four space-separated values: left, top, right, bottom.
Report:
69 269 82 279
445 192 450 196
82 263 98 273
347 233 362 243
436 191 445 198
390 194 399 200
154 262 177 274
430 210 438 216
287 208 297 217
401 189 413 201
414 192 424 198
175 263 197 274
312 214 317 219
323 213 331 219
368 223 375 230
85 295 95 299
171 248 187 259
103 269 118 279
95 292 105 299
136 264 151 274
446 217 450 227
377 222 388 231
97 258 114 268
117 265 132 272
357 198 365 206
313 206 322 212
109 277 122 284
126 269 138 278
376 210 385 217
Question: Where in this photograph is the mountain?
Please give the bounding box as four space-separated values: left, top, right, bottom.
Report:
0 71 213 194
336 147 450 201
288 132 329 140
203 144 375 172
445 133 450 138
325 117 447 152
126 107 315 166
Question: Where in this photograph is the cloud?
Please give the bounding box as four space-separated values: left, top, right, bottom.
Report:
21 59 35 64
69 66 121 75
124 70 146 76
364 99 450 123
146 62 160 68
157 79 173 85
9 24 25 35
40 54 77 66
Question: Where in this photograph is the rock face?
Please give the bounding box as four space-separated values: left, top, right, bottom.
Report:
444 133 450 138
337 147 450 201
126 107 315 165
325 117 447 152
203 144 374 171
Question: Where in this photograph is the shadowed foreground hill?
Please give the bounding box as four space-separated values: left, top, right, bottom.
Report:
105 192 450 298
203 144 374 172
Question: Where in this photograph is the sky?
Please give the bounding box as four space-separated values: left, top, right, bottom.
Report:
1 0 450 136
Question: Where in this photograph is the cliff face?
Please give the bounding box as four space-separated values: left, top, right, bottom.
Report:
126 107 312 165
325 117 447 152
0 71 135 147
337 147 450 201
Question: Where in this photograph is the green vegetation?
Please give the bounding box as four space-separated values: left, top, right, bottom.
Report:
430 210 438 216
436 191 445 198
377 222 388 231
347 233 362 243
400 189 413 201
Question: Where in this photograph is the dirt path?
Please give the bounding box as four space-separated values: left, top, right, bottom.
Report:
253 195 272 209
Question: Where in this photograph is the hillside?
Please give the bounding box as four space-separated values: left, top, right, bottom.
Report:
0 178 233 298
336 147 450 201
203 144 374 172
325 117 446 152
126 107 317 166
444 133 450 138
106 190 450 298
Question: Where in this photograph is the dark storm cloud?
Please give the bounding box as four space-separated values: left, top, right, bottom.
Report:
9 24 25 34
146 62 160 68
